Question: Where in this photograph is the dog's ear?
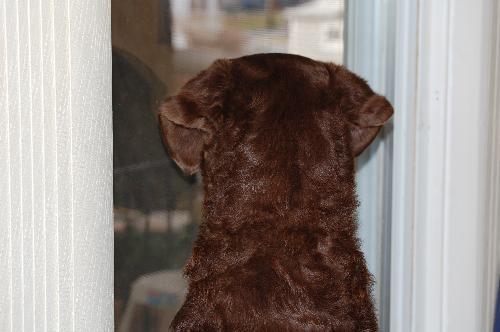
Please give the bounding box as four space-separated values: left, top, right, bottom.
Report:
159 60 231 175
348 94 393 156
159 97 209 175
326 64 393 156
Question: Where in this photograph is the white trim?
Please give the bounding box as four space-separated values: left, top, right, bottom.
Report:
391 0 500 331
345 1 396 330
485 1 500 329
390 0 418 330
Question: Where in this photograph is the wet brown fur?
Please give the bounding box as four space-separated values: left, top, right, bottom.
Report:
158 53 393 332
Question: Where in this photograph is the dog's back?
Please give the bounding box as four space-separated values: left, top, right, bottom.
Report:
159 53 393 331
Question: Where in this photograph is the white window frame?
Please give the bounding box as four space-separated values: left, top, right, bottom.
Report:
347 1 500 331
345 1 396 330
391 1 500 331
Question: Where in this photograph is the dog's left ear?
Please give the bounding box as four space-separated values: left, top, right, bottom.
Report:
348 94 393 156
326 64 393 156
159 60 231 175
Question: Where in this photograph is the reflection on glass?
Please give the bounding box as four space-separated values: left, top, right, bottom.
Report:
112 1 344 330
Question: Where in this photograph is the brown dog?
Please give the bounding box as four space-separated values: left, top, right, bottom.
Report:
159 53 393 331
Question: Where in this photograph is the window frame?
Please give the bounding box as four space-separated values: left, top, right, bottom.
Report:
391 1 500 331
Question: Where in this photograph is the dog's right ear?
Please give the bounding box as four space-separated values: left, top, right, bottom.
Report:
159 59 231 175
159 97 209 175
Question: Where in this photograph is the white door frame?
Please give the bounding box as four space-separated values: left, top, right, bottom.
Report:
0 0 113 330
391 0 500 331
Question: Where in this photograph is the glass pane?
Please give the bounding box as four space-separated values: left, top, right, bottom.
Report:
112 1 345 330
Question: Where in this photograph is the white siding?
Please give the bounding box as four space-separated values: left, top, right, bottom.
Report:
0 0 113 330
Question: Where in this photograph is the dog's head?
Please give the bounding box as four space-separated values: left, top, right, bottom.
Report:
159 54 393 176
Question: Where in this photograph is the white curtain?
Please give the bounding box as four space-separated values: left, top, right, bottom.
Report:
0 0 113 330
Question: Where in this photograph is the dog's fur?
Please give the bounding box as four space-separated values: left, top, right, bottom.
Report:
159 53 393 332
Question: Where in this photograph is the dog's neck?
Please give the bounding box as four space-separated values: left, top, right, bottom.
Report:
185 152 359 282
200 153 358 234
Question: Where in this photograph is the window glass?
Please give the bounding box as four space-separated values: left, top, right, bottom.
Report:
112 1 344 330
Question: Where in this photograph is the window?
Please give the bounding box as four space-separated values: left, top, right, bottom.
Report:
111 1 394 331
